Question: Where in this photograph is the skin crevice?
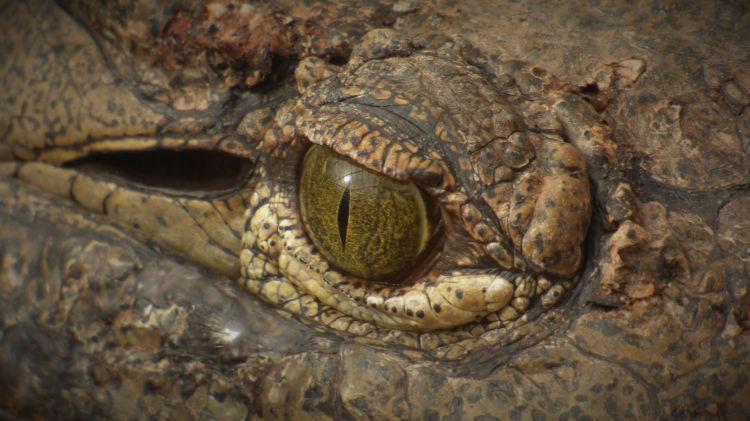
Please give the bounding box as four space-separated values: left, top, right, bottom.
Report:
564 337 659 408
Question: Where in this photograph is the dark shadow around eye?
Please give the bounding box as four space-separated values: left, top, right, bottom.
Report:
64 149 255 191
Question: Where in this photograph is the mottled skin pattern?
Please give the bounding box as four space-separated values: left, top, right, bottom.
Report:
1 1 749 420
242 30 595 341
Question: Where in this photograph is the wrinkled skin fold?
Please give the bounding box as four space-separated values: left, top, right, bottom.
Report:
1 0 750 419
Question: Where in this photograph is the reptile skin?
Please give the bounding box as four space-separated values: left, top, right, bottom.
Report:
1 0 749 419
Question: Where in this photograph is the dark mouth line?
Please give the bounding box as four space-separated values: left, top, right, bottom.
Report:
63 148 256 194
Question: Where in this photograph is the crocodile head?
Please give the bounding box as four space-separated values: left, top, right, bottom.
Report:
1 0 749 419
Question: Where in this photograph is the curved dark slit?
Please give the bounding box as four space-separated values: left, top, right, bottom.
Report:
337 185 351 248
64 149 255 191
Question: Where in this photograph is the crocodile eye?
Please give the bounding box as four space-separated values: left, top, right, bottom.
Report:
299 145 437 282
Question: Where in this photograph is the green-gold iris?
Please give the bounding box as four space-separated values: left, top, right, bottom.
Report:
300 145 436 282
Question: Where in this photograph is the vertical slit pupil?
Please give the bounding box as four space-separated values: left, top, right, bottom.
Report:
337 186 351 250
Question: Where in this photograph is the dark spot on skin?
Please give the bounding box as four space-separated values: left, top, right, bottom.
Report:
144 379 162 393
531 409 545 421
417 170 443 187
597 321 622 337
542 252 561 267
433 304 442 313
639 92 659 105
477 227 486 237
406 309 414 316
36 281 46 300
455 290 464 300
627 229 636 239
263 223 270 230
482 288 487 293
370 303 377 308
464 213 474 222
211 392 226 403
533 234 544 252
67 263 84 280
579 82 599 95
416 310 425 318
423 409 439 421
605 395 618 413
391 307 398 313
447 286 452 292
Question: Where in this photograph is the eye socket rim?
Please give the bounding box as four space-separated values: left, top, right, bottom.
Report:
298 143 445 285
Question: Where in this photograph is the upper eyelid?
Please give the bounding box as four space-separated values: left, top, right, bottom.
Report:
295 105 456 191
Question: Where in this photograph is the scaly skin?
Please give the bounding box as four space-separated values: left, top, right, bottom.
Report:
1 0 749 419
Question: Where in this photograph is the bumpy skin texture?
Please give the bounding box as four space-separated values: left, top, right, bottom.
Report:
2 0 750 420
241 29 593 341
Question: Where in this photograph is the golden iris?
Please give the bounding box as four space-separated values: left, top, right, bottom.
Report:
300 145 435 282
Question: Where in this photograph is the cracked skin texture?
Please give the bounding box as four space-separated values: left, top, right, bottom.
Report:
0 0 749 419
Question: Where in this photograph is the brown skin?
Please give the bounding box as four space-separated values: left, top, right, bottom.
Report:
1 0 750 420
